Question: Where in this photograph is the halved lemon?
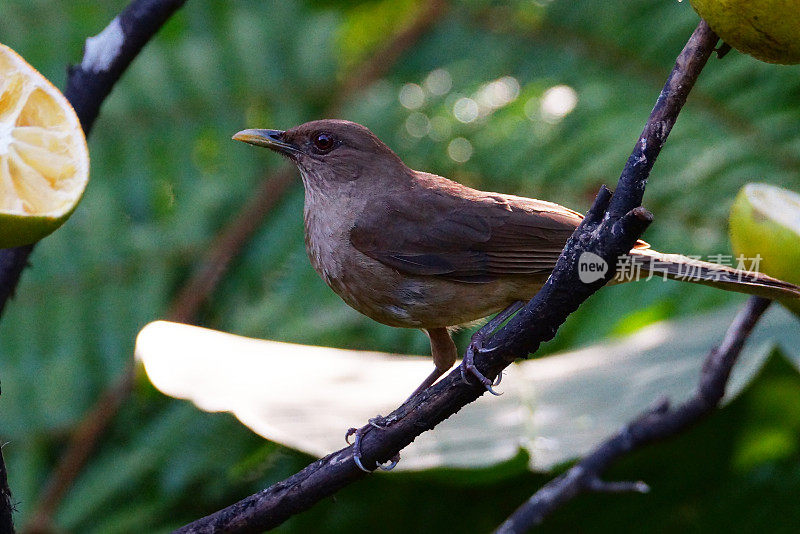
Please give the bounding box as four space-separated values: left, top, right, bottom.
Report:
0 42 89 248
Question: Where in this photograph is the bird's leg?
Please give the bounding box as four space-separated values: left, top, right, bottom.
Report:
461 301 525 395
345 327 457 472
406 327 458 399
406 367 446 399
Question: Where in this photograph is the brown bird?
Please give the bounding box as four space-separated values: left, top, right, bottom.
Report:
233 119 800 396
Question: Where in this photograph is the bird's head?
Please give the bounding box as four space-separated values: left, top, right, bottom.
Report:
233 119 410 188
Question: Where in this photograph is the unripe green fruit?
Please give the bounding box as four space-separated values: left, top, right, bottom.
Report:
690 0 800 64
729 183 800 314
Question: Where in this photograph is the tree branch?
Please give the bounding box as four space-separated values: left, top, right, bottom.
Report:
64 0 189 135
0 443 15 534
495 296 771 533
22 371 135 534
0 247 32 317
174 20 719 534
166 167 295 322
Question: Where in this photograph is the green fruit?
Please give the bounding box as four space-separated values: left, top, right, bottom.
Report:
729 183 800 314
689 0 800 64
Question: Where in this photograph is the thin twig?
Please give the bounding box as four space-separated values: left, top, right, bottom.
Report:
495 296 771 533
24 2 451 531
173 20 719 534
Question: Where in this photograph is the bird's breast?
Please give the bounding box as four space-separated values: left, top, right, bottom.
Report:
303 194 348 287
302 186 403 323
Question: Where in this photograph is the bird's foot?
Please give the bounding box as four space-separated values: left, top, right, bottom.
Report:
459 301 525 395
460 343 503 395
345 415 400 472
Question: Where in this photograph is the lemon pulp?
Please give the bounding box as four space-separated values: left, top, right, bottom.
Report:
0 43 89 247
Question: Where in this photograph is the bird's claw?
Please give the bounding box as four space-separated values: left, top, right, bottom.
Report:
458 301 524 394
345 415 387 444
472 343 498 356
353 452 369 472
462 366 504 396
368 415 387 430
460 344 503 396
348 416 400 472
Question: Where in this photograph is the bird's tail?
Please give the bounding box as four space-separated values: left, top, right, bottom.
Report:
620 249 800 300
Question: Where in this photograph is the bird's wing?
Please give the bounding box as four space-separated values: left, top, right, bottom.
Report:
349 174 587 283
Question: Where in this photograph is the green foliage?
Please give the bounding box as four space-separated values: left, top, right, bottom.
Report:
335 0 422 69
0 0 798 531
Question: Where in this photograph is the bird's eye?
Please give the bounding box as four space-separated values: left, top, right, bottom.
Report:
312 132 335 153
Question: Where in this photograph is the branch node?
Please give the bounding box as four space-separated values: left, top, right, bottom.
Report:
584 185 613 224
613 206 654 238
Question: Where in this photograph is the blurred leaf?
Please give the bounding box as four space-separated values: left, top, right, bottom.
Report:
136 302 799 473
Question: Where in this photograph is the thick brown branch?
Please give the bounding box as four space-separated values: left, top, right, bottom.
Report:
495 296 771 533
23 370 135 534
174 20 719 534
